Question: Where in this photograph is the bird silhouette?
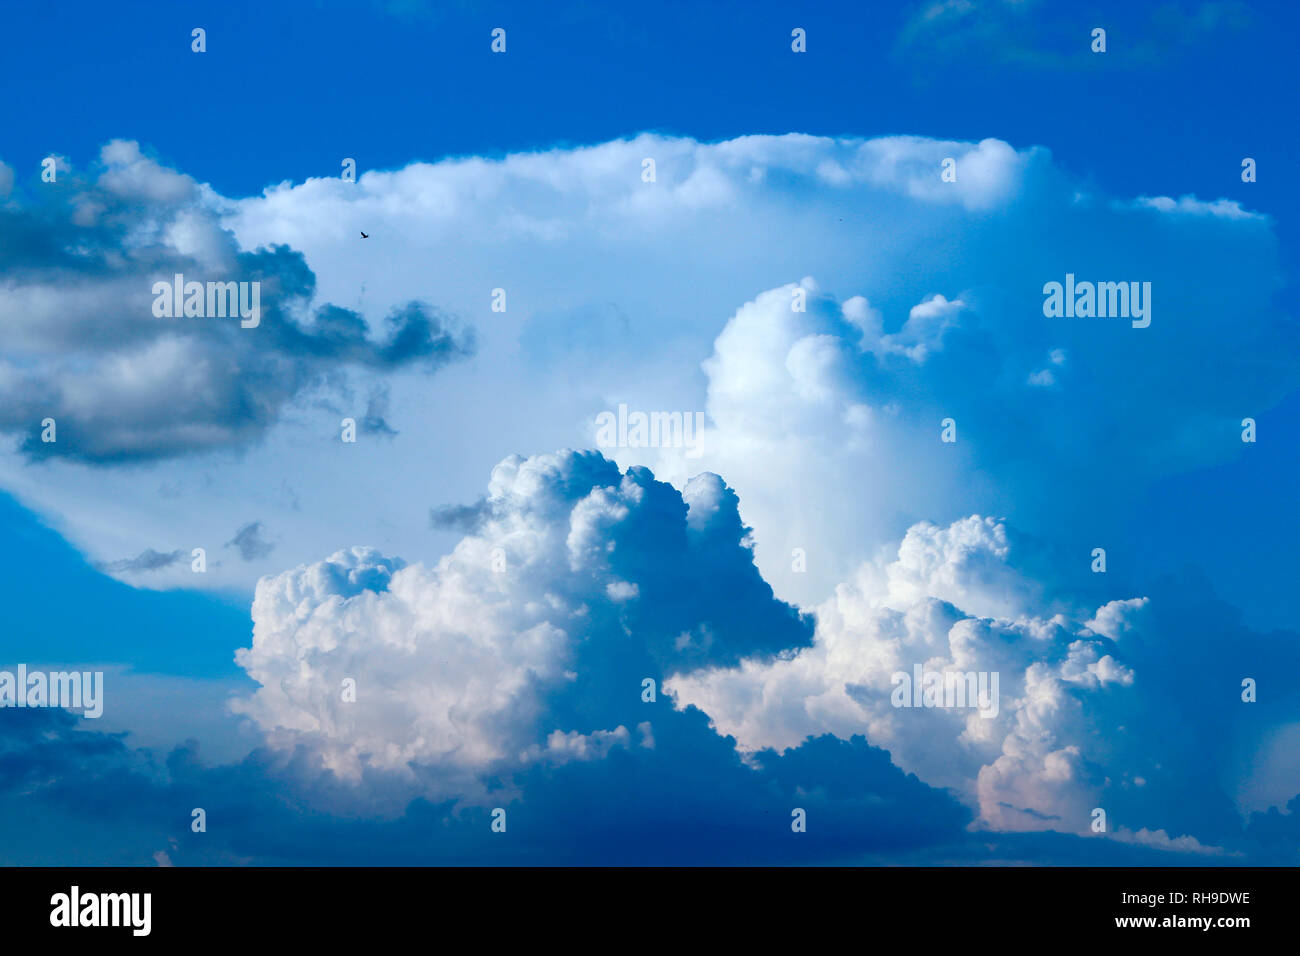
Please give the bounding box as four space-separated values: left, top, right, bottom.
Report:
360 231 369 239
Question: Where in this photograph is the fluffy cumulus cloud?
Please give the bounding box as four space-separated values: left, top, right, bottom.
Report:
0 140 472 464
663 508 1300 852
638 244 1294 608
232 449 811 810
667 515 1143 835
225 449 1297 857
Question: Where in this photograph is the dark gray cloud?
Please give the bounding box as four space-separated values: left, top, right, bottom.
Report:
99 547 187 573
225 521 274 561
0 141 474 466
3 681 1292 865
896 0 1252 70
359 385 398 437
428 500 485 532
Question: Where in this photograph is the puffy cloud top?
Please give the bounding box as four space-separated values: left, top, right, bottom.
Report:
233 449 810 806
668 513 1141 834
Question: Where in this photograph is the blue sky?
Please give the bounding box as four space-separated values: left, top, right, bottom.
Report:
1 0 1298 865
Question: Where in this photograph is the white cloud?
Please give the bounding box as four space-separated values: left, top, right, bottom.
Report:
233 533 579 797
1110 827 1228 856
667 514 1140 834
1131 195 1264 220
1084 597 1150 641
230 448 806 808
852 136 1030 210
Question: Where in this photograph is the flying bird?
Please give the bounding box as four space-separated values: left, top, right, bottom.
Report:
360 231 369 238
